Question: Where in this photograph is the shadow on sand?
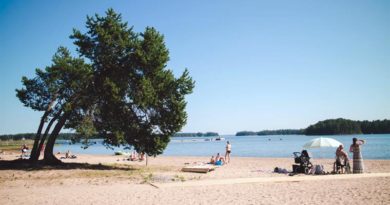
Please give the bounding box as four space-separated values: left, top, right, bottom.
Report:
0 159 137 171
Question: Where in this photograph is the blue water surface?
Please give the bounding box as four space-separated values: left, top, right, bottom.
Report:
54 134 390 159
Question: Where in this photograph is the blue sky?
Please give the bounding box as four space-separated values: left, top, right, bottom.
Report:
0 0 389 135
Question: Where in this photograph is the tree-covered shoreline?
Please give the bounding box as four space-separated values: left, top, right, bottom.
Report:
2 119 389 140
0 133 80 141
236 129 305 136
0 132 219 141
236 118 390 136
305 118 390 135
173 132 219 137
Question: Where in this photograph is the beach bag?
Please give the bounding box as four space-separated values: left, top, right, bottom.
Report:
314 165 324 174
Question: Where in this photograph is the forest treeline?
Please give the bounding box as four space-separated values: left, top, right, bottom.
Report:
236 118 390 136
0 133 80 141
305 118 390 135
173 132 219 137
236 129 304 136
0 132 219 141
2 119 389 140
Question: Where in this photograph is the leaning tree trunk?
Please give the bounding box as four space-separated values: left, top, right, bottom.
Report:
43 113 69 165
34 112 60 161
29 111 50 161
30 98 56 162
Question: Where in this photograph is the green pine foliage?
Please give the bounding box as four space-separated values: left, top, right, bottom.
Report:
70 9 194 156
15 9 194 163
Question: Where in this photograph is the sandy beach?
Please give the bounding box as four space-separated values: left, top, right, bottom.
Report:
1 153 390 205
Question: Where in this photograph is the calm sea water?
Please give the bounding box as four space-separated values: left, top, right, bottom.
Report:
54 134 390 159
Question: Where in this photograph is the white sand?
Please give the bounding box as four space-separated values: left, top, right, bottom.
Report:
1 154 390 205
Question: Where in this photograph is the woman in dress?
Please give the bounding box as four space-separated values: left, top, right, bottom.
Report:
349 138 366 173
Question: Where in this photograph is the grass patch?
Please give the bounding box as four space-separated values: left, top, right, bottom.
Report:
172 174 186 182
142 173 153 183
0 140 34 147
0 140 34 152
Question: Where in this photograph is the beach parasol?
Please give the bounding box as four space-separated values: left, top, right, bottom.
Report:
303 137 342 149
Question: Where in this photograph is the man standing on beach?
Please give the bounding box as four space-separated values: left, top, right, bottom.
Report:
225 141 232 164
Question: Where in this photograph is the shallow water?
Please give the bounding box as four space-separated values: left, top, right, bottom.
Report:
54 134 390 159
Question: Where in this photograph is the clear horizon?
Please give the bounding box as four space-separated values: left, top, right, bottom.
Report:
0 0 389 135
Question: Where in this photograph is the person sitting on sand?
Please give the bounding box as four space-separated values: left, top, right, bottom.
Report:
334 145 349 173
65 150 77 159
65 150 71 158
21 144 29 156
215 157 225 166
215 153 220 161
139 152 145 161
130 151 138 161
209 156 215 164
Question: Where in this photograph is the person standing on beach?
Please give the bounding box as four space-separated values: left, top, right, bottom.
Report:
225 141 232 164
349 138 366 173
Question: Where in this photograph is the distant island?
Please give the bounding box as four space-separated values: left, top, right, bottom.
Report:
173 132 219 137
236 118 390 136
305 118 390 135
236 129 304 136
